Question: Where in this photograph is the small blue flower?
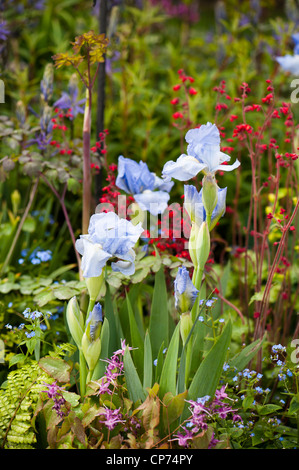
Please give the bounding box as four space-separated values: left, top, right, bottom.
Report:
162 122 240 181
116 156 173 216
76 212 144 278
36 250 52 262
174 266 199 313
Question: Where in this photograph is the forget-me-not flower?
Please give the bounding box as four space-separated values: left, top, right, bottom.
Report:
75 212 144 278
184 184 227 230
162 122 240 181
276 33 299 75
116 155 174 216
174 266 199 313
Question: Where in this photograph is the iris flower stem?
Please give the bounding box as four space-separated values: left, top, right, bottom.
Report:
79 350 87 399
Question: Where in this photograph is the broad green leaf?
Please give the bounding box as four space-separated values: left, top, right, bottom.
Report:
123 347 146 403
187 319 232 402
256 404 282 415
149 267 169 360
39 356 72 383
162 390 188 431
159 323 180 399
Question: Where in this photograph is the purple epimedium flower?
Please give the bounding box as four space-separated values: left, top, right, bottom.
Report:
98 407 125 431
184 184 227 230
116 155 174 216
162 123 240 181
75 212 144 278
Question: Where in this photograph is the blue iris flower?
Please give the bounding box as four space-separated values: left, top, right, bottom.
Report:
75 212 144 278
184 184 227 230
276 33 299 75
162 123 240 182
174 266 199 313
116 156 174 216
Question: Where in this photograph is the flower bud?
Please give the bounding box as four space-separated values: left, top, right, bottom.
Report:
82 303 103 371
179 312 193 345
188 222 200 268
202 173 218 218
66 296 84 349
195 221 210 270
174 266 198 313
85 303 103 342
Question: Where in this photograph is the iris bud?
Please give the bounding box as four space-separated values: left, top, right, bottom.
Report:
66 296 84 349
196 221 210 271
179 312 193 345
82 303 103 371
202 173 218 219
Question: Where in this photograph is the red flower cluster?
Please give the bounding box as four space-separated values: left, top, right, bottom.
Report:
171 69 198 129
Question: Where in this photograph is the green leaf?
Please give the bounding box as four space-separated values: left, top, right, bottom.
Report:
288 396 299 416
127 295 144 380
104 285 120 356
187 319 232 402
123 347 146 403
228 334 266 374
162 390 188 431
91 318 110 381
154 341 165 385
48 264 77 280
158 323 180 399
256 404 282 415
9 353 26 367
39 356 72 383
149 267 169 360
53 285 80 300
143 331 153 390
